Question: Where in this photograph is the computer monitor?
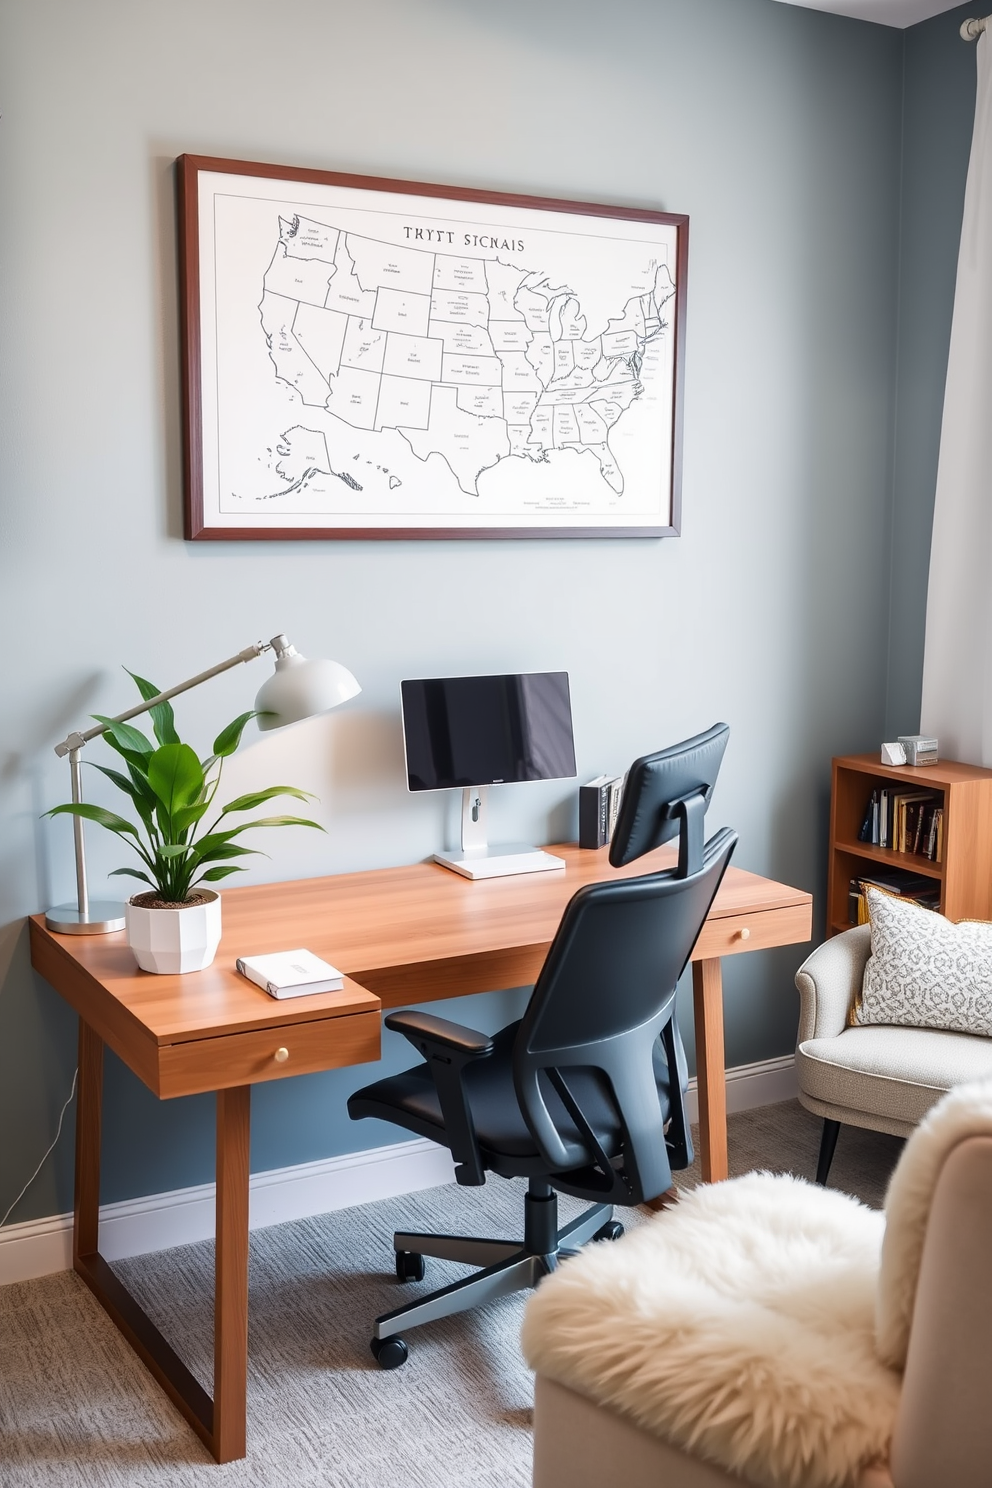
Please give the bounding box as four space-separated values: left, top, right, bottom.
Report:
400 672 577 880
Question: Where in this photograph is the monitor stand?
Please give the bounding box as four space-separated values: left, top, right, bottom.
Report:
433 787 566 881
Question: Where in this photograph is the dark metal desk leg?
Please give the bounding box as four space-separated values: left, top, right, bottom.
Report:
213 1085 251 1463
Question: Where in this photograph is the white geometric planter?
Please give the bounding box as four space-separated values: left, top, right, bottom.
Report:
125 890 222 975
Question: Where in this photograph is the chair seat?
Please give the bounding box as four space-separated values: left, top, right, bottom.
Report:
798 1025 992 1126
349 1021 675 1177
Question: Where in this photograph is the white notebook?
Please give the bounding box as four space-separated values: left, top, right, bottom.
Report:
236 949 345 999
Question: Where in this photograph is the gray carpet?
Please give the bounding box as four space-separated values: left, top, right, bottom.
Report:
0 1102 903 1488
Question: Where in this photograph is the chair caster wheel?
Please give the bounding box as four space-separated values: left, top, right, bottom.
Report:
395 1250 425 1282
594 1220 625 1242
371 1335 409 1369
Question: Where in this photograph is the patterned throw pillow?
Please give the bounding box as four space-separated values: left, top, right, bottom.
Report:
855 886 992 1037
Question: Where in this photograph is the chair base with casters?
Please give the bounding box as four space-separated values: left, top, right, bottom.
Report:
369 1178 621 1369
349 1008 690 1367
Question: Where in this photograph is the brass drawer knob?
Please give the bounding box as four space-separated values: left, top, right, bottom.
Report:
274 1047 290 1063
737 926 751 941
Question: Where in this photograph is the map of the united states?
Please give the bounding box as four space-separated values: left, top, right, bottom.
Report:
256 213 675 503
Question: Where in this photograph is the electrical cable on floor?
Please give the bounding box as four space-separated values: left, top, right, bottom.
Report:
0 1067 78 1228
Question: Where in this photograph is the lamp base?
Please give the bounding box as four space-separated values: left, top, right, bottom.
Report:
45 900 126 934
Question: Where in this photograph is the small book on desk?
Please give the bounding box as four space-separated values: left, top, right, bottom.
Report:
236 949 344 999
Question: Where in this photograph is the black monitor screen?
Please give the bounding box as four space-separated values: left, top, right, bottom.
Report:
401 673 577 791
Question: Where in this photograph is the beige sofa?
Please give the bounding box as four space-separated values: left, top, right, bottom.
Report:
526 1084 992 1488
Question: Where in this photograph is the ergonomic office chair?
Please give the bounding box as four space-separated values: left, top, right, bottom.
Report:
348 723 735 1368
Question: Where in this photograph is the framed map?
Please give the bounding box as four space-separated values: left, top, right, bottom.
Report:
178 156 688 540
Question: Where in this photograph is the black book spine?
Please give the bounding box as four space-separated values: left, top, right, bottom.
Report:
579 782 608 849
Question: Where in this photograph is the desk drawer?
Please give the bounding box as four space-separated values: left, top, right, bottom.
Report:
693 903 812 961
157 1011 381 1098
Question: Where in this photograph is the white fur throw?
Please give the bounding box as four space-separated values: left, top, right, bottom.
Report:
522 1173 898 1488
876 1077 992 1368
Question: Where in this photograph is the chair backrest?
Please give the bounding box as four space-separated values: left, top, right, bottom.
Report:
512 826 736 1206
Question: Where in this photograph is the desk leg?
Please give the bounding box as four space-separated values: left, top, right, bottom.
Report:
70 1022 251 1464
693 958 729 1182
213 1085 250 1463
74 1020 103 1266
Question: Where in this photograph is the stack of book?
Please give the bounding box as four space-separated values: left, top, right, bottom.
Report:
579 773 627 850
858 787 944 861
848 869 941 925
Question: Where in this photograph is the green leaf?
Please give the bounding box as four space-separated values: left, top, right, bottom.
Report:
108 867 155 886
230 814 325 833
90 762 139 796
196 865 246 883
92 716 154 757
89 763 156 834
157 844 190 859
147 743 205 821
45 801 143 838
125 670 180 747
212 711 255 759
186 826 246 859
197 841 263 861
171 801 210 837
218 785 316 816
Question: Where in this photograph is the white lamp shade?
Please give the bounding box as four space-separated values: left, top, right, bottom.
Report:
254 652 361 730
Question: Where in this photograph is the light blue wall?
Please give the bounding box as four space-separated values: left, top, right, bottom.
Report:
0 0 920 1223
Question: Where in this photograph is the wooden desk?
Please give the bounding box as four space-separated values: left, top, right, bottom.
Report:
29 844 811 1462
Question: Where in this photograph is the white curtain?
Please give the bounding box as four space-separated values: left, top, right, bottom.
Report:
920 31 992 764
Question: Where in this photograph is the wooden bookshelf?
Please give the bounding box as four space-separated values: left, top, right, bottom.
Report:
827 754 992 935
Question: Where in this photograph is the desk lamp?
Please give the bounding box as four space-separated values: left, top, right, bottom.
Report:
46 634 360 935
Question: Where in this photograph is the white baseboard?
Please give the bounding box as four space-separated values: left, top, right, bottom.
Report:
0 1138 456 1288
686 1052 797 1125
0 1054 796 1287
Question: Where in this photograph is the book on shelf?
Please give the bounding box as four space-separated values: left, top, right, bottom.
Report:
579 772 628 850
857 787 943 862
236 948 345 999
848 870 941 925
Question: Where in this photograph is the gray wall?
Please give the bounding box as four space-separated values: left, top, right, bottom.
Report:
0 0 941 1225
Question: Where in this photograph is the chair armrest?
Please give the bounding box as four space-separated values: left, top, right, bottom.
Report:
794 925 871 1043
384 1010 494 1059
384 1010 494 1185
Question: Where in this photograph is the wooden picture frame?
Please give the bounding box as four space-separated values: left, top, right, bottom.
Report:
178 155 688 540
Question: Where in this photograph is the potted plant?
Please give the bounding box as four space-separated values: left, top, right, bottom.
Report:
47 671 322 973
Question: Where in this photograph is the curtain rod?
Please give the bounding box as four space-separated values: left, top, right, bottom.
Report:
961 15 988 39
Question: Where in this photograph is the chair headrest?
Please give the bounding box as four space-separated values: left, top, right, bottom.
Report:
609 723 730 870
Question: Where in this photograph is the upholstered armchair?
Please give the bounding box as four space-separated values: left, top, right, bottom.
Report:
524 1081 992 1488
795 923 992 1183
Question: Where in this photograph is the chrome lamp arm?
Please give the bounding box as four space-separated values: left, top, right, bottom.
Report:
53 639 277 758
